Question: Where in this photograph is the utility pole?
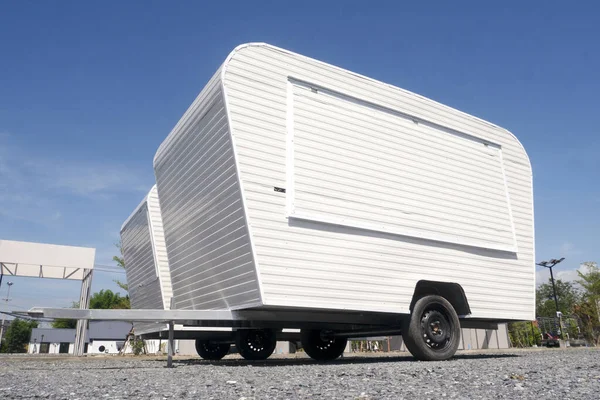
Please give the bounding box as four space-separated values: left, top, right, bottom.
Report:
537 258 565 340
0 282 14 342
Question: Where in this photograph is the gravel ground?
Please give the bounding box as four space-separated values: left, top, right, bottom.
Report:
0 348 598 399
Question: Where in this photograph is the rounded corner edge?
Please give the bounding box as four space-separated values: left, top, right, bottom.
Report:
119 221 129 235
222 42 270 79
120 190 151 234
502 127 533 174
152 147 162 172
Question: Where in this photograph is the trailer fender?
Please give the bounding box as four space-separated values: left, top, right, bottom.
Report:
410 280 471 316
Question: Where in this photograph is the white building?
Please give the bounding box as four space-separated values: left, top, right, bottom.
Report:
29 321 133 355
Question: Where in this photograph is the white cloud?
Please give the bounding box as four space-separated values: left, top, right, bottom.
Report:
22 159 148 198
0 133 149 225
559 241 582 257
536 263 588 286
92 244 122 266
0 192 59 225
535 242 585 286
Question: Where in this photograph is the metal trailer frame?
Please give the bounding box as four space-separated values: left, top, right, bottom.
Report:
0 240 96 356
22 307 500 367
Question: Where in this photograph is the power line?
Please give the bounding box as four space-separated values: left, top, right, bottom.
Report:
0 303 27 310
94 268 126 275
94 263 123 269
92 263 126 274
0 310 54 322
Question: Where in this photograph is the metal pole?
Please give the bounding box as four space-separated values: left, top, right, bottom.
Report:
538 259 565 342
0 315 5 344
167 321 174 368
0 271 4 340
548 266 560 316
0 282 13 343
75 269 93 356
5 284 11 300
548 266 565 340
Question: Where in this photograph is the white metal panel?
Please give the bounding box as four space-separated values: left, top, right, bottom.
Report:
153 69 261 311
222 43 534 320
121 193 165 335
146 186 174 309
0 240 95 280
288 80 517 252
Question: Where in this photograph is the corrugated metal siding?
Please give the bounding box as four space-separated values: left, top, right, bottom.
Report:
146 186 173 309
223 44 534 320
289 81 517 253
121 199 165 334
153 69 261 311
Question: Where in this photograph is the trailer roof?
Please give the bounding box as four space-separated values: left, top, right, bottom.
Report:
120 185 155 232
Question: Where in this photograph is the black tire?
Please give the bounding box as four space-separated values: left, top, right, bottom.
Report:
300 329 348 361
402 295 460 361
195 339 230 360
235 329 277 360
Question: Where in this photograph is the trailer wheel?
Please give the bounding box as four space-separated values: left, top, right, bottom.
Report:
300 329 347 361
403 295 460 361
195 339 230 360
235 329 277 360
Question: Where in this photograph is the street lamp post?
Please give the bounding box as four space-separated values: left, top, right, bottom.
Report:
4 281 14 301
0 282 14 342
537 258 565 340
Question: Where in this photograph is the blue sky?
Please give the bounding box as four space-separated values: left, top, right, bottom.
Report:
1 1 598 312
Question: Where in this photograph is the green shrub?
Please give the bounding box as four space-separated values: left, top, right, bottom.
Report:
131 339 145 355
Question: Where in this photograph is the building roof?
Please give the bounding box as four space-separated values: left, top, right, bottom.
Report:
30 322 132 343
30 328 86 344
89 321 132 340
0 240 95 280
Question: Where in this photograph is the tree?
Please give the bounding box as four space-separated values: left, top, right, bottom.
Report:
112 241 130 309
113 240 128 292
51 301 79 329
50 242 131 330
51 289 130 329
574 262 600 345
577 262 600 299
508 321 541 347
89 289 130 310
51 318 77 329
535 278 580 318
0 318 38 353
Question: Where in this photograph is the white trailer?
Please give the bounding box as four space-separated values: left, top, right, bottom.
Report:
120 185 244 358
120 185 174 336
149 42 534 362
24 43 534 364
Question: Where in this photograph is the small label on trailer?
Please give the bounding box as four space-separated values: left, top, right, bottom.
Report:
274 187 286 193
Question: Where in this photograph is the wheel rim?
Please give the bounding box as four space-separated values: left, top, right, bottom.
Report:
244 330 270 352
315 331 338 351
420 307 452 350
201 342 223 354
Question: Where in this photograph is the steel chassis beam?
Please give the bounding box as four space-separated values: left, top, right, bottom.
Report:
23 307 402 328
19 307 499 367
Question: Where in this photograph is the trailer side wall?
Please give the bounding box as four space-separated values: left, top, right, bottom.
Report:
121 197 166 334
154 69 262 311
222 44 534 320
